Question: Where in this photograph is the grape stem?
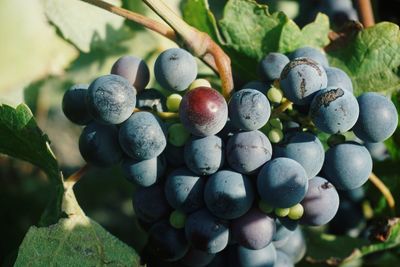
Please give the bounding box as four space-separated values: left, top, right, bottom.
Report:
134 108 179 119
64 164 91 185
271 99 293 118
356 0 375 28
369 172 395 211
80 0 234 99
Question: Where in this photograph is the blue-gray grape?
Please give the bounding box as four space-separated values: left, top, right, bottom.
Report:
79 122 122 167
257 157 308 208
274 250 294 267
235 243 276 267
280 58 327 105
309 87 359 134
226 130 272 174
185 209 229 253
278 228 306 263
273 217 298 246
205 170 255 220
228 89 271 131
62 84 92 125
231 208 275 250
87 74 136 124
274 131 325 179
111 55 150 92
290 46 329 68
258 52 290 82
353 92 398 142
164 167 205 213
325 67 353 93
122 155 166 187
300 176 340 226
184 135 224 175
323 142 372 190
154 48 198 92
119 111 166 160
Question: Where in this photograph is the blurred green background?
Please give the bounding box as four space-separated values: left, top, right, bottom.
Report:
1 0 400 266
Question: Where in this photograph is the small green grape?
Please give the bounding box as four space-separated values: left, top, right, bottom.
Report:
268 128 284 143
269 118 283 130
258 200 274 214
168 123 190 147
288 203 304 220
166 93 182 112
169 210 187 229
267 86 283 103
275 208 290 217
189 79 211 90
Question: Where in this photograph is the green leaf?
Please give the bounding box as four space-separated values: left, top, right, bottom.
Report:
0 104 60 184
327 22 400 95
0 0 77 93
43 0 131 52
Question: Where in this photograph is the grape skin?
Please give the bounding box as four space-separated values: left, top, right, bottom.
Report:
204 170 255 220
300 176 340 226
87 74 136 125
325 67 353 93
323 142 372 190
184 135 225 175
226 130 273 174
154 48 198 92
274 250 294 267
119 111 166 160
257 157 308 208
278 228 306 263
122 155 166 187
258 52 290 82
290 46 329 68
78 122 122 167
228 89 271 131
62 84 92 125
111 55 150 92
235 243 276 267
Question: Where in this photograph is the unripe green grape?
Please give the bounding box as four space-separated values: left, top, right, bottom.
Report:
168 123 190 147
268 128 284 143
258 200 274 214
275 208 290 217
166 93 182 112
269 118 283 130
267 86 283 103
288 204 304 220
189 79 211 90
169 210 187 229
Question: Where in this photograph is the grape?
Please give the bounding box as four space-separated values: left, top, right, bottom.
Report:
267 86 284 104
62 84 92 125
170 210 187 229
273 217 298 246
119 111 166 160
280 58 328 105
274 131 325 179
226 130 272 174
353 92 398 142
184 135 224 175
87 74 136 124
258 52 290 82
242 80 271 94
234 243 276 267
179 87 228 136
79 122 122 167
147 220 189 261
309 87 359 134
323 142 372 190
340 186 365 203
136 88 167 112
290 46 329 68
275 208 290 217
228 89 271 131
189 79 211 90
325 67 353 93
165 143 185 167
258 200 274 214
180 248 215 267
154 48 198 92
168 123 190 147
231 208 276 250
111 55 150 92
365 142 389 162
274 250 294 267
278 228 306 263
122 155 166 187
166 93 182 112
216 119 239 143
257 158 308 208
300 176 340 226
133 184 171 223
164 167 205 213
205 170 255 219
288 204 304 220
267 128 284 143
185 209 229 253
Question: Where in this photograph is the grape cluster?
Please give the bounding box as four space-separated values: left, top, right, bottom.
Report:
62 45 398 267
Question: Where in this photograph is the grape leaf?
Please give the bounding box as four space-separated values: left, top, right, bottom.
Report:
0 0 77 93
327 22 400 95
43 0 130 52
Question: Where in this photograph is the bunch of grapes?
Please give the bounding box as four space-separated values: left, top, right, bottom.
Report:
62 45 398 267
